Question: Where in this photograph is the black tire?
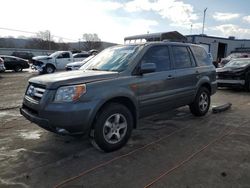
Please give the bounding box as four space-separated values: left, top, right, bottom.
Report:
245 72 250 92
189 87 211 116
45 64 55 74
14 65 23 72
91 103 133 152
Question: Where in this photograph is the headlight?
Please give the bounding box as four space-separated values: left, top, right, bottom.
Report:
54 84 86 102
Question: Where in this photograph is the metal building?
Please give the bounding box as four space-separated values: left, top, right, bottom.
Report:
186 35 250 62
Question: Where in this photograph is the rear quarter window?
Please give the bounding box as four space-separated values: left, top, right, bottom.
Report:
191 46 211 66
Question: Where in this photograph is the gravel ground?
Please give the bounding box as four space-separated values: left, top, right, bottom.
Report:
0 70 249 188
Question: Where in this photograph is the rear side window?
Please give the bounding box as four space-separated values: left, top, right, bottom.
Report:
141 45 171 72
172 46 194 69
191 46 210 66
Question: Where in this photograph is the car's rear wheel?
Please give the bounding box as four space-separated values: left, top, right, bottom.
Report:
245 72 250 91
45 65 55 74
90 103 133 152
14 65 23 72
189 87 210 116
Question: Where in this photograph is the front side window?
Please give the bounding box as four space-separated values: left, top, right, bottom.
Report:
172 46 193 69
141 45 171 72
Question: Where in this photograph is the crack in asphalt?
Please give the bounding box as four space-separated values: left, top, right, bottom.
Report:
0 106 21 111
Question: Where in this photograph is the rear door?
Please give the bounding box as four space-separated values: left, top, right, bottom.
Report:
136 45 177 117
170 45 198 105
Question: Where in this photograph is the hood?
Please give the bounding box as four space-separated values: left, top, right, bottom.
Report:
66 61 84 67
29 70 118 89
33 56 52 61
216 66 246 74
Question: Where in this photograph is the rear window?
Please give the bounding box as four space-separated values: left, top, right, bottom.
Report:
191 46 211 66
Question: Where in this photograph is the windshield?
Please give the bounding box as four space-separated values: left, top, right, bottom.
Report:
227 53 250 59
49 51 61 57
81 45 140 72
81 55 94 63
225 59 250 68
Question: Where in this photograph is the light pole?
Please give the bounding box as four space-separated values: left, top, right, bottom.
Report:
78 39 81 51
202 8 207 35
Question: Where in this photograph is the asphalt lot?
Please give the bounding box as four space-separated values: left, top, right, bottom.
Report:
0 70 250 188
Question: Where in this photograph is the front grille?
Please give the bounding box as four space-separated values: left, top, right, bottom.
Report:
26 84 46 102
31 59 44 66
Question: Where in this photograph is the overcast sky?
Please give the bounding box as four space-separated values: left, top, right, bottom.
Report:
1 0 250 44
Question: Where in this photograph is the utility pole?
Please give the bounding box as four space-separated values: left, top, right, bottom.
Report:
78 38 81 51
202 8 207 35
48 31 51 50
190 24 193 34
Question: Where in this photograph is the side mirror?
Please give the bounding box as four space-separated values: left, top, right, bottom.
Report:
140 63 156 74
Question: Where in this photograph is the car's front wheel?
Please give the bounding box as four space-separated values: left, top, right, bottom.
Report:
91 103 133 152
14 65 23 72
189 87 211 116
45 65 55 74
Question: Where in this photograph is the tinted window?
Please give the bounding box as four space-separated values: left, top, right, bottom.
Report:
2 57 12 62
172 46 193 69
141 46 171 72
191 46 210 66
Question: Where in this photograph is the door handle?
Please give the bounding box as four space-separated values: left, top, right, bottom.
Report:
167 75 175 80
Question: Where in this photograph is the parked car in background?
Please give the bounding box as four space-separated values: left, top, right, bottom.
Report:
73 52 90 62
0 55 29 72
217 58 250 91
0 57 6 72
11 51 34 61
31 51 87 74
65 55 94 71
21 42 217 152
219 52 250 67
89 49 98 55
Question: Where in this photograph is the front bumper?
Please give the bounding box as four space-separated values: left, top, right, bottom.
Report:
31 65 45 73
217 79 245 87
20 96 98 135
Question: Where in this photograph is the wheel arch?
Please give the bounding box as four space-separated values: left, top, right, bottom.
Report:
46 63 56 70
197 77 212 94
91 96 138 130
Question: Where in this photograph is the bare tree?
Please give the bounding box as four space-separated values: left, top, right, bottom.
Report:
82 33 102 51
36 30 53 50
37 30 52 41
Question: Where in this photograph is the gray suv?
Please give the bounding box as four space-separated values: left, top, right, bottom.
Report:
20 42 217 152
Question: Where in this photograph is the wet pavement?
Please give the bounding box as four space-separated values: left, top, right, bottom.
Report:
0 70 250 188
